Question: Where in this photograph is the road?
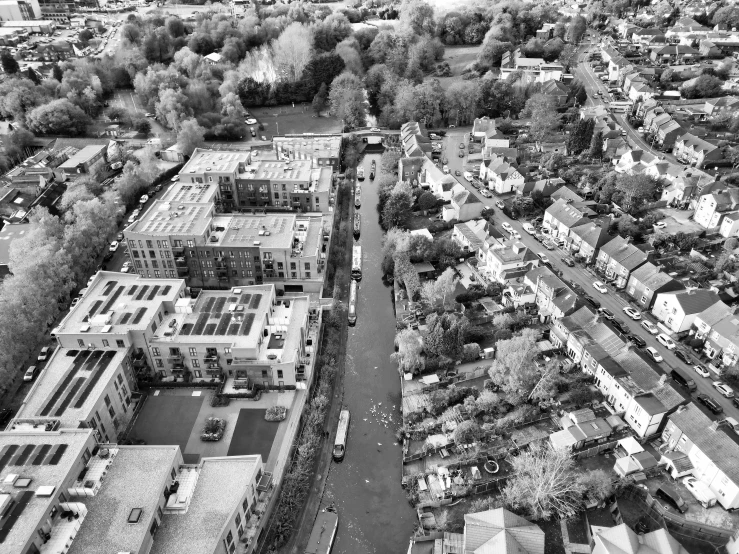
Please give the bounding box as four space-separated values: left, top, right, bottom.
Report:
572 40 678 164
438 129 739 421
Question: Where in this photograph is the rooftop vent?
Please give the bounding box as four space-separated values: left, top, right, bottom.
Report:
253 241 261 246
101 325 112 333
232 288 242 294
35 486 55 497
80 324 90 333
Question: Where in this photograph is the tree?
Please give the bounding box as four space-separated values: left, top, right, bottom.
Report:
399 0 436 35
453 420 481 446
380 149 401 174
488 328 541 402
312 82 329 116
134 118 151 135
121 23 141 45
660 67 674 86
313 12 352 52
421 267 458 310
177 118 206 156
274 22 314 83
713 5 739 28
382 182 414 230
418 190 437 212
0 51 19 75
392 328 424 374
328 72 366 130
615 173 657 212
589 130 604 160
502 442 585 520
423 313 468 360
59 183 95 212
681 74 725 99
577 469 616 504
567 16 587 44
523 94 560 141
477 36 513 70
142 27 173 63
26 99 90 136
446 80 480 125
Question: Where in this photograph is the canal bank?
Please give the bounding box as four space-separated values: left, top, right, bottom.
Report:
322 152 416 553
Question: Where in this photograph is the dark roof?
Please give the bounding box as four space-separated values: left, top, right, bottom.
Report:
668 289 721 315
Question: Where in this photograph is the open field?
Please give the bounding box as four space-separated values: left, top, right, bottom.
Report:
436 45 483 89
249 105 343 138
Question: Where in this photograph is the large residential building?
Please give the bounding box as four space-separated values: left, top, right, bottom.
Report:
692 301 739 369
525 266 582 320
662 403 739 510
592 524 689 554
0 425 265 554
673 133 721 168
543 199 594 243
477 240 539 284
124 197 329 292
272 134 341 169
693 188 739 230
51 273 316 386
176 149 332 213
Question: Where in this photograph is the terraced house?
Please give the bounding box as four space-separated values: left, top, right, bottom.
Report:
595 236 648 289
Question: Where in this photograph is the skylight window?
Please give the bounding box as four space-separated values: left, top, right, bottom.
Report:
128 508 143 523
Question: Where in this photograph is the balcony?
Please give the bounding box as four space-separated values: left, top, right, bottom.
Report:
204 353 220 362
39 503 88 554
215 261 228 270
131 351 147 368
168 352 183 361
176 266 189 276
172 246 185 255
175 257 187 267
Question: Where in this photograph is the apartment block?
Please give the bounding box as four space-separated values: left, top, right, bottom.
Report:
0 427 265 554
272 134 341 169
124 197 328 293
176 149 331 213
12 348 136 443
51 272 315 386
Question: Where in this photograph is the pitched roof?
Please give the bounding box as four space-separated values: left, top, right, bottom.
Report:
600 236 648 270
669 403 739 484
629 262 681 292
676 133 718 154
694 299 732 327
571 222 613 249
661 289 721 315
546 199 591 228
463 508 545 554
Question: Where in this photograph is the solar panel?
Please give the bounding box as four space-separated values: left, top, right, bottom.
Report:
213 297 227 313
135 285 150 301
0 445 17 473
13 444 36 466
147 285 160 300
228 296 238 303
241 313 255 335
39 351 90 416
249 294 262 310
161 285 171 295
82 350 103 372
100 286 124 314
216 313 232 335
30 445 52 465
120 312 132 324
101 281 117 296
131 307 148 324
8 444 34 466
202 297 216 313
53 377 85 416
192 313 209 335
204 323 217 335
240 294 252 305
46 444 68 465
0 490 34 542
128 285 138 296
88 300 103 317
180 323 193 335
227 324 240 335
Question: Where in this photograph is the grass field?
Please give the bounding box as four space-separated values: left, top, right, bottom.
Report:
436 45 483 89
227 409 280 461
249 105 343 138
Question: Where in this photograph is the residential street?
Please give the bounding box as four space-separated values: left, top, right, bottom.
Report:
438 129 739 422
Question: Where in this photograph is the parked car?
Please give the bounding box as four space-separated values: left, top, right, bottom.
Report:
694 364 710 378
458 151 464 158
480 189 492 198
562 256 575 267
37 346 51 362
109 241 119 252
502 222 513 233
657 333 676 349
537 252 550 265
542 239 555 250
697 393 723 414
713 381 735 398
127 214 137 224
23 365 38 382
622 307 641 320
116 232 124 242
144 112 155 117
674 350 691 364
628 334 646 348
645 347 663 362
584 295 601 309
70 297 80 308
655 485 688 514
611 319 629 334
592 281 608 293
455 170 461 176
598 308 615 320
682 477 717 508
458 143 465 149
245 118 257 125
641 320 659 334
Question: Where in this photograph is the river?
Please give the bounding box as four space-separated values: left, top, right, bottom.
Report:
322 152 416 553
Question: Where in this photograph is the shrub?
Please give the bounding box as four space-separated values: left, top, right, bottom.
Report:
201 417 226 441
462 343 481 362
265 405 288 422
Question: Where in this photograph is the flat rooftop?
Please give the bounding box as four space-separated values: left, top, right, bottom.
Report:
14 349 128 428
210 213 297 249
53 272 184 336
68 446 180 554
0 429 93 552
163 182 218 204
151 456 260 554
273 134 341 159
179 149 251 176
253 159 312 182
126 201 214 237
57 145 105 170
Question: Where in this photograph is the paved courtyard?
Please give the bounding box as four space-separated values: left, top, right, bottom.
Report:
127 388 294 466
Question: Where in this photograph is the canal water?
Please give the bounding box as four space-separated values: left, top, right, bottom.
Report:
322 153 416 553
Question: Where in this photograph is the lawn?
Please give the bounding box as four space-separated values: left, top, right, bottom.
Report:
436 45 483 89
128 395 204 453
227 408 280 462
249 105 343 139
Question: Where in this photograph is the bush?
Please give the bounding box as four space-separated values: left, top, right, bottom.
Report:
453 420 482 446
265 405 288 422
200 417 226 441
462 343 481 362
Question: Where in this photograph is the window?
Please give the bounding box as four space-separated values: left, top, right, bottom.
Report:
227 531 233 544
194 370 202 378
78 339 84 348
306 272 311 279
128 508 143 524
102 339 109 347
155 359 163 368
189 348 197 357
235 513 242 527
150 520 159 537
104 395 112 407
305 263 310 270
117 340 125 348
277 370 283 378
152 347 160 356
262 370 268 377
192 359 200 368
108 406 115 419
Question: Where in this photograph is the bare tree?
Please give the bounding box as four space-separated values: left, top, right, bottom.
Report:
273 22 314 83
502 442 585 520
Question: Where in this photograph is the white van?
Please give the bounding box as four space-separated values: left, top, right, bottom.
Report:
724 416 739 434
523 223 536 235
681 477 717 508
443 165 449 174
463 171 473 181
